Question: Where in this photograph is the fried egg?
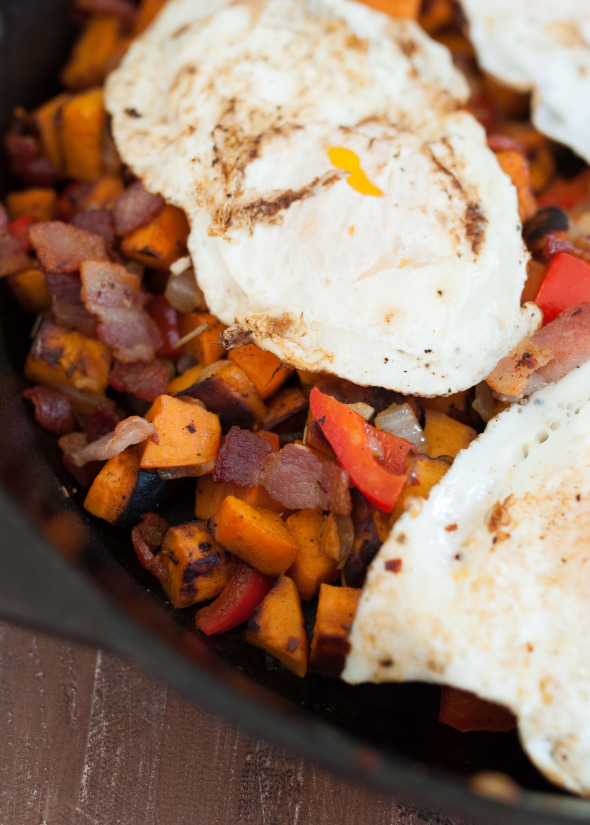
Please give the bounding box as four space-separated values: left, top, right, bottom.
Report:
343 358 590 795
461 0 590 163
106 0 539 396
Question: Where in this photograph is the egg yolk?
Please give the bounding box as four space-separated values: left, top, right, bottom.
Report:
328 147 384 197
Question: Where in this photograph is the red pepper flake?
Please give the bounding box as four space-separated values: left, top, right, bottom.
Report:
384 558 402 573
445 523 458 532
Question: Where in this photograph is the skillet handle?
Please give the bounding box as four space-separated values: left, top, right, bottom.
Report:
0 488 130 652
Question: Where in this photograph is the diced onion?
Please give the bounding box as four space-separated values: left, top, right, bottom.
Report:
374 402 428 450
346 402 375 421
165 266 206 313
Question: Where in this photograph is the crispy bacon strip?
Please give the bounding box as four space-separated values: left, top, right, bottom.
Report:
23 385 76 435
213 426 273 487
260 443 351 515
113 181 164 236
108 360 169 402
488 303 590 401
29 221 108 272
80 260 163 362
58 415 156 466
131 512 169 582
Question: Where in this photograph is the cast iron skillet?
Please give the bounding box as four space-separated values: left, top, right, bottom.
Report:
1 4 590 822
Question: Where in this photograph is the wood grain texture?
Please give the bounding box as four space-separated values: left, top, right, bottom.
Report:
0 622 475 825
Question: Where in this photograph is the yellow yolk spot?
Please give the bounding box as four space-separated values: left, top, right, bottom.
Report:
349 225 355 235
328 147 384 197
399 258 412 268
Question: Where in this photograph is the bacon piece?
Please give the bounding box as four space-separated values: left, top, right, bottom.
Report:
260 443 351 515
80 260 162 362
23 385 76 435
4 130 57 186
45 271 97 335
59 415 156 466
486 337 553 398
131 512 168 581
113 181 164 236
213 426 273 487
488 303 590 401
29 221 108 273
108 360 169 401
83 405 121 441
72 209 116 247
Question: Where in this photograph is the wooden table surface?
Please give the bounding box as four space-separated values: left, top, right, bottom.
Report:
0 620 477 825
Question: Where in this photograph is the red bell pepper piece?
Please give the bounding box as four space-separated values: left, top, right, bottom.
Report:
309 387 414 512
534 252 590 325
438 686 516 733
195 562 275 635
8 214 36 252
149 294 181 359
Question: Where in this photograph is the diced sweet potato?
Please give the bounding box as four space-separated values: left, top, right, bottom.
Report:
392 454 451 520
178 312 227 365
159 521 235 608
178 360 267 431
227 342 292 400
134 0 169 33
141 394 221 470
494 149 537 223
60 88 108 182
166 364 203 395
120 204 189 270
195 475 284 520
75 174 125 212
309 583 361 677
262 386 307 431
213 495 299 577
423 409 477 459
419 0 454 33
84 444 166 525
342 490 391 588
7 267 51 314
25 319 111 394
286 509 339 601
61 16 128 91
360 0 420 17
33 92 71 175
439 686 516 733
6 188 57 222
245 575 308 677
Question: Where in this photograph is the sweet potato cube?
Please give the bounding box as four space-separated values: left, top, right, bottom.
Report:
494 149 537 223
33 92 71 174
61 16 128 91
228 343 292 400
422 391 471 421
159 521 234 608
25 319 111 394
262 386 307 431
392 454 451 520
245 575 308 677
213 496 299 577
360 0 420 17
84 445 166 526
141 394 220 470
309 584 361 678
166 364 203 396
195 476 284 520
423 409 477 459
8 267 51 314
75 175 125 212
6 188 57 222
120 204 189 270
60 89 108 182
178 312 227 365
286 509 339 601
179 360 267 431
134 0 169 33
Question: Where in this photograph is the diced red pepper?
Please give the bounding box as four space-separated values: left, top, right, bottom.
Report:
195 562 275 635
438 686 516 733
149 294 180 360
534 252 590 325
8 214 36 252
309 387 414 512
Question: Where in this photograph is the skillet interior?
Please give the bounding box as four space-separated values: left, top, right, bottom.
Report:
1 3 590 822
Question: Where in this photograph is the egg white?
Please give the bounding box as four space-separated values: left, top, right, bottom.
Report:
344 358 590 795
461 0 590 163
106 0 539 395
